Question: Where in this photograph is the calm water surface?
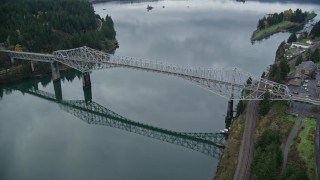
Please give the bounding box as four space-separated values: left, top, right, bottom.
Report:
1 0 319 179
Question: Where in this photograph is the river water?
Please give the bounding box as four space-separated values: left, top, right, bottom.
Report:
0 0 319 179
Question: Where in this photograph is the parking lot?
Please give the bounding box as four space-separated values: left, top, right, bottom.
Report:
287 70 320 99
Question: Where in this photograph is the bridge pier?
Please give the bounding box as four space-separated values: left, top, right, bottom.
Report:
83 88 92 102
10 57 14 64
30 61 35 72
82 72 91 89
225 99 233 129
53 79 62 101
50 61 60 81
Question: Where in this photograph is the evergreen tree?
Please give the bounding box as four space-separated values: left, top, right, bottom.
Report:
310 49 319 63
269 64 278 78
280 163 309 180
246 77 252 85
236 100 244 117
309 20 320 37
0 0 117 53
295 55 303 66
279 59 290 81
287 33 297 43
251 129 282 180
259 91 271 116
275 41 286 60
258 19 265 29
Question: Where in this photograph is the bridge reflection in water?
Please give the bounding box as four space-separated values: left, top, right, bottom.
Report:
5 79 226 159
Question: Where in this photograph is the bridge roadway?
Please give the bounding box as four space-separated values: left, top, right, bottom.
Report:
9 85 225 158
2 46 320 104
291 95 320 105
0 47 290 101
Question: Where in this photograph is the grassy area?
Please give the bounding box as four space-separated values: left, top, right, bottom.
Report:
297 118 317 179
255 102 295 143
215 115 245 180
299 38 309 45
284 117 317 179
288 47 299 54
251 21 293 41
287 114 298 123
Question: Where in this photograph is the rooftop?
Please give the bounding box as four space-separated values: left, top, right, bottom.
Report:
297 61 317 71
287 71 306 79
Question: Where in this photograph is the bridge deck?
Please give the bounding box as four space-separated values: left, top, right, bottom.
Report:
2 47 320 104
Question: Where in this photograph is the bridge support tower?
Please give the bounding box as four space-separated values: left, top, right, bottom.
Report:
82 72 91 89
225 99 233 129
50 61 60 81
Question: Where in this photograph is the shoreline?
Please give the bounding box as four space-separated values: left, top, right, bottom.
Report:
251 13 317 42
216 37 320 180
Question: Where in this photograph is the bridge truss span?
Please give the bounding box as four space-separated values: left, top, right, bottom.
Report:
3 50 54 62
52 46 293 100
1 46 301 101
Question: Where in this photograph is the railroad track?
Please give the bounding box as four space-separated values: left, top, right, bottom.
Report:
233 100 258 180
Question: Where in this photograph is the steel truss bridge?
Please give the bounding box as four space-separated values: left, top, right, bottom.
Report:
10 86 225 158
2 46 320 104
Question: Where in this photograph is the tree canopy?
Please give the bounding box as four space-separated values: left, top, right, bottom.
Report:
309 20 320 37
268 59 290 83
259 91 271 116
0 0 117 53
287 33 297 43
251 129 282 180
257 9 313 30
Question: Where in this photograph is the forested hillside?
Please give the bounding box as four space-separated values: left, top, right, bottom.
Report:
0 0 117 52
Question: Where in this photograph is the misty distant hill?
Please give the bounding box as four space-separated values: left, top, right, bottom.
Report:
249 0 320 4
88 0 320 5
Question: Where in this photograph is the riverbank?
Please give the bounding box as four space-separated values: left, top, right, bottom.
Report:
215 49 320 179
214 100 298 179
0 62 71 84
251 12 317 42
251 21 295 41
214 114 245 180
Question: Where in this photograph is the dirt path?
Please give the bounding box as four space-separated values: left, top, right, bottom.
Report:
233 100 259 180
280 115 304 175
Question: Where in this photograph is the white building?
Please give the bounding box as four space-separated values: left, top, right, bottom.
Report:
291 42 310 49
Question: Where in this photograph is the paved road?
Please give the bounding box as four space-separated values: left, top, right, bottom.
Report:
280 115 304 175
233 100 259 180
